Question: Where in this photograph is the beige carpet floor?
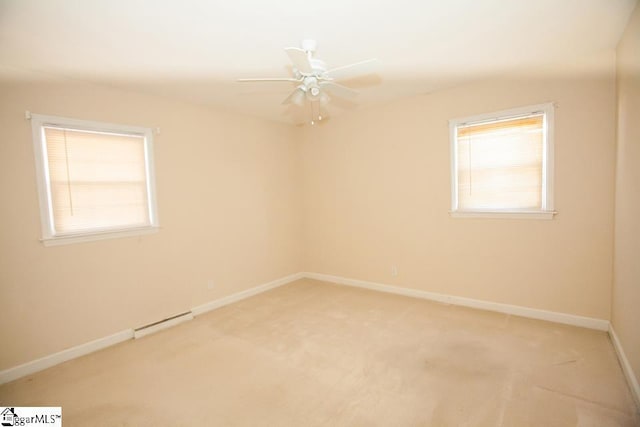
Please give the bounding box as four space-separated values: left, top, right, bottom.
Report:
0 278 638 426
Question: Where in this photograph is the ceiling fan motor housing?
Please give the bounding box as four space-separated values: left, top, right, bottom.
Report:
294 59 327 79
309 59 327 74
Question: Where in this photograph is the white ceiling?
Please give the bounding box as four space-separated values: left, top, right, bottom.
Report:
0 0 636 124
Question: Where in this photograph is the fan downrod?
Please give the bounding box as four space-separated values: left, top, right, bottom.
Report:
301 39 317 54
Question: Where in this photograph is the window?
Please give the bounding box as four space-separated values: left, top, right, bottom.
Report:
449 103 555 219
30 114 159 245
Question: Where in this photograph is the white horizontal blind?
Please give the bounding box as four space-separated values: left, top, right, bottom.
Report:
44 126 150 235
456 114 544 211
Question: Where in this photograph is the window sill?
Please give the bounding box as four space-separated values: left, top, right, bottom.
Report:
449 210 557 220
41 226 159 247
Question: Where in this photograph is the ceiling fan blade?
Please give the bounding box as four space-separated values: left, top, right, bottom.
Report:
325 59 379 81
282 87 306 106
237 77 299 82
285 47 313 74
319 82 358 99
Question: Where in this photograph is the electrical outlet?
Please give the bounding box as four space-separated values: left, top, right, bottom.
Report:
391 265 398 277
207 280 215 290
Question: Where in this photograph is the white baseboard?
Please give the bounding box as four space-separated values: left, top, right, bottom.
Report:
0 272 304 385
191 272 304 316
0 271 615 388
0 329 133 385
303 272 610 331
609 325 640 409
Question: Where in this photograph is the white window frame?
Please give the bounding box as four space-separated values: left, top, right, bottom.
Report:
30 113 159 246
449 103 556 220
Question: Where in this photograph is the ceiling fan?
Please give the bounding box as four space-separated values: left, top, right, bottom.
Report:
237 39 378 124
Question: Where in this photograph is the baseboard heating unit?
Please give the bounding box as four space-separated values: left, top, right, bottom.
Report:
133 311 194 339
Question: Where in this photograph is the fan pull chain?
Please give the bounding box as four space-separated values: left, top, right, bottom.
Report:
310 101 316 125
309 101 323 125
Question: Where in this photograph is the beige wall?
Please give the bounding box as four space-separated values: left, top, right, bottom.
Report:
0 73 302 370
0 48 624 373
301 52 617 320
613 3 640 394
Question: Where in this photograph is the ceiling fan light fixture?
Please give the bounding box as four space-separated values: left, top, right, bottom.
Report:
237 40 378 125
292 88 306 106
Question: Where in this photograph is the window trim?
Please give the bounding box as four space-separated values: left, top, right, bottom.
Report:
448 103 556 220
30 113 160 246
